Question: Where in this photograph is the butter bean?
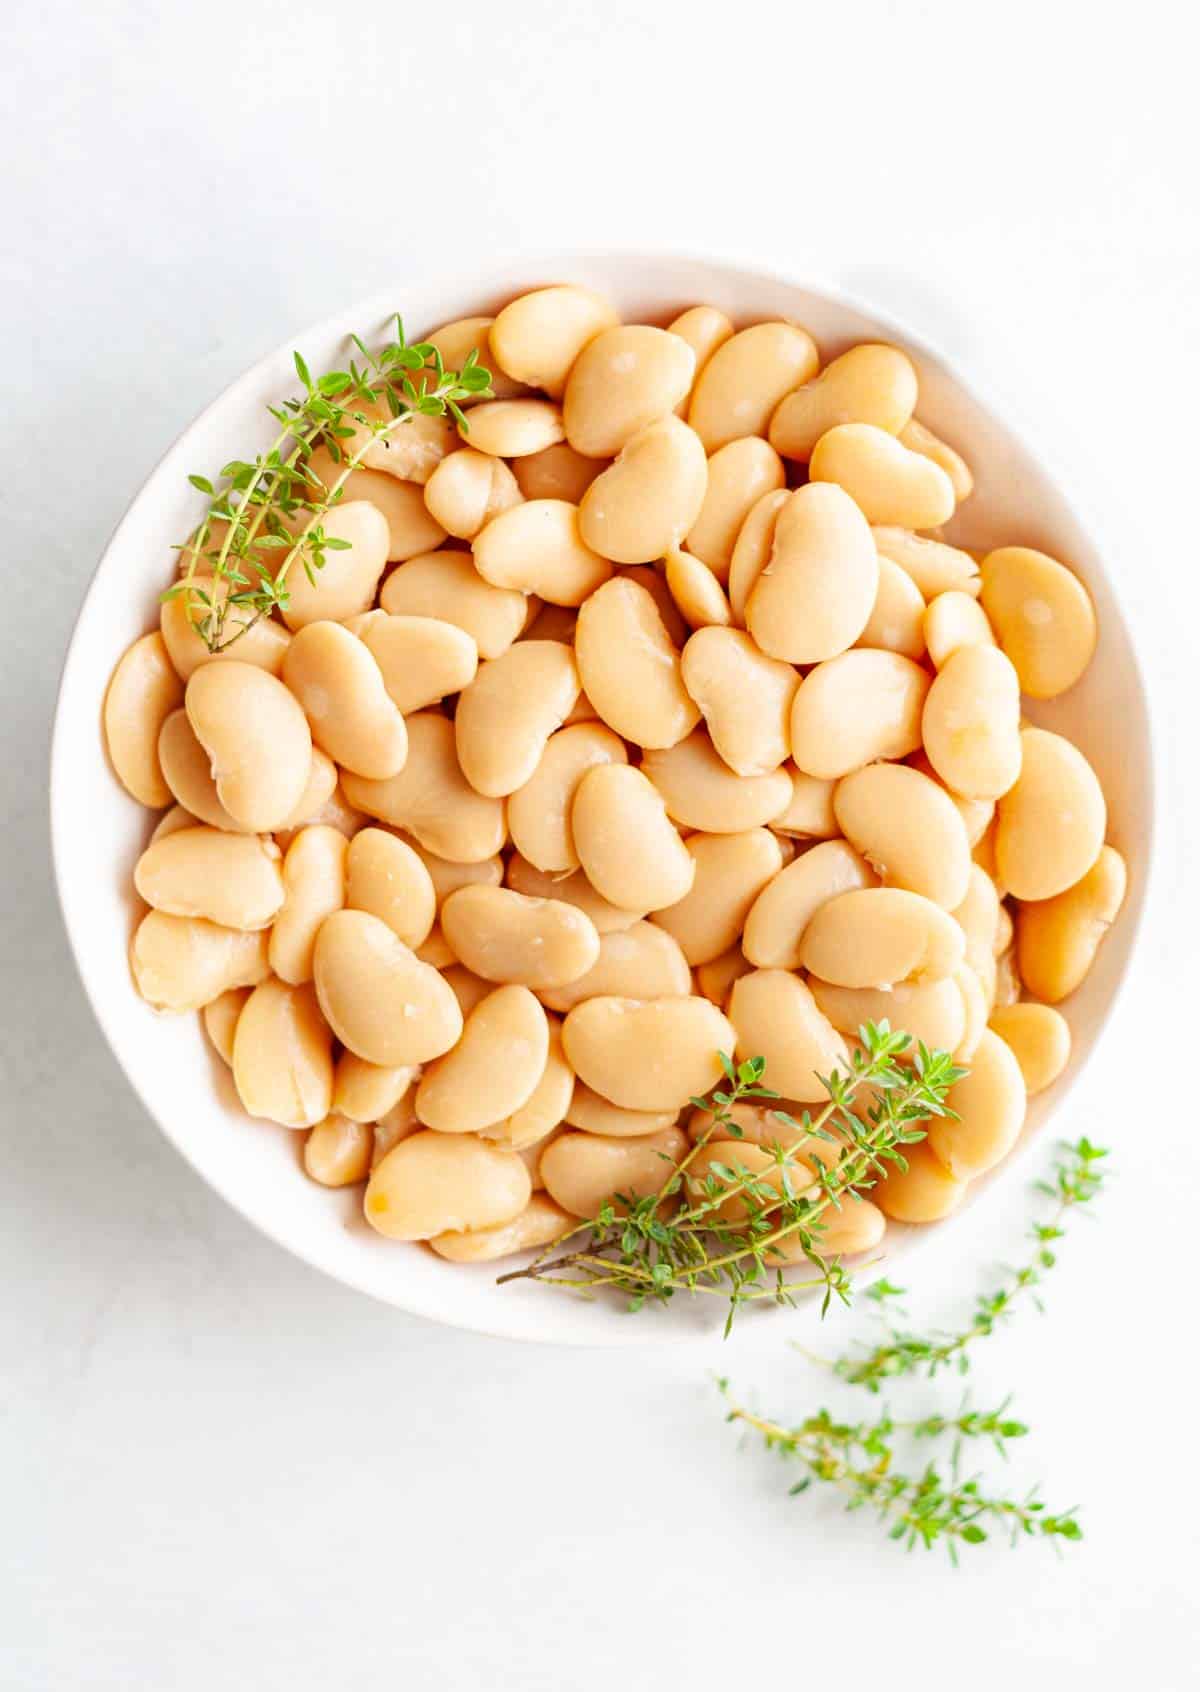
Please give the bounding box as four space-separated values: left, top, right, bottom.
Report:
538 920 692 1014
416 985 549 1133
952 864 1002 990
686 1098 810 1151
441 884 600 988
790 651 929 779
276 749 339 833
695 945 753 1007
575 576 698 748
313 908 462 1065
664 548 733 630
379 549 527 659
133 825 282 931
857 557 926 660
365 1131 531 1240
303 446 447 558
994 901 1014 955
490 286 619 398
415 924 457 970
875 1141 967 1222
621 564 689 649
202 983 250 1066
562 996 734 1111
769 344 918 462
923 591 994 669
642 730 793 832
810 424 955 528
954 962 989 1060
651 829 782 966
131 912 269 1011
372 1096 420 1166
481 1019 575 1148
185 663 312 831
579 416 708 564
512 442 605 504
345 828 435 949
994 946 1021 1007
265 825 347 985
746 483 878 664
540 1125 687 1216
104 632 185 807
572 764 696 913
564 1086 678 1138
303 1115 373 1187
988 1002 1071 1094
728 489 788 623
771 1195 887 1261
456 641 580 800
685 437 786 579
681 627 797 779
809 976 968 1055
332 1050 416 1123
430 1193 573 1261
342 712 507 863
872 527 980 598
728 970 848 1102
688 322 819 452
995 729 1106 901
564 326 695 457
233 980 333 1127
909 749 995 848
508 722 627 874
667 305 735 403
768 768 838 839
506 856 643 934
742 840 875 969
338 397 457 483
161 577 291 683
282 621 407 779
278 501 390 629
349 609 478 714
684 1140 817 1223
461 399 564 458
800 887 965 987
157 709 246 832
423 447 522 540
474 499 611 605
898 419 974 501
921 645 1022 801
1015 844 1126 1002
928 1028 1025 1179
423 315 528 403
835 763 971 909
150 804 200 843
980 546 1097 699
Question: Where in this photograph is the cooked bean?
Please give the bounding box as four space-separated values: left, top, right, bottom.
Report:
572 764 696 913
898 418 974 501
512 441 605 504
694 945 753 1007
799 887 965 987
232 980 333 1127
994 901 1014 955
332 1049 415 1123
423 314 528 403
564 1085 677 1138
742 839 876 969
366 1130 531 1240
441 884 600 988
338 397 457 483
313 908 462 1065
562 996 734 1110
430 1193 573 1261
688 322 819 452
481 1018 575 1148
282 621 407 779
341 711 506 863
185 663 312 831
995 729 1107 900
834 763 971 909
416 985 548 1133
989 1002 1071 1094
746 483 878 664
809 975 968 1055
954 962 988 1059
684 1140 817 1223
727 488 788 622
131 911 270 1011
456 641 579 797
423 447 522 540
790 650 929 779
302 1115 373 1187
872 527 980 598
303 446 447 558
664 548 733 630
348 610 478 714
810 424 956 528
539 1125 687 1216
538 920 692 1014
157 709 246 831
686 438 786 579
473 499 611 605
621 563 689 647
728 970 848 1102
768 768 838 839
275 778 363 852
579 415 708 564
134 825 283 930
202 986 250 1065
508 722 627 873
686 1098 809 1151
771 1195 887 1260
928 1028 1026 1178
278 500 390 629
379 549 527 659
372 1095 421 1166
461 398 564 457
921 644 1022 801
344 828 435 949
161 577 291 683
667 305 735 402
1015 844 1126 1002
564 326 696 457
909 749 995 848
681 627 797 778
149 804 199 843
857 557 927 659
575 576 698 748
652 829 781 967
264 825 347 985
415 924 457 968
769 344 918 461
994 946 1021 1007
506 855 643 933
875 1141 967 1222
980 546 1097 698
489 285 619 397
952 864 1002 992
104 632 185 807
642 729 793 832
923 591 994 669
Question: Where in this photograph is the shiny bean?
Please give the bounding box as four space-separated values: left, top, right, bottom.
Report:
506 856 643 934
642 730 793 832
856 557 926 660
995 729 1107 900
379 549 527 659
275 777 363 851
809 975 968 1055
742 839 876 969
303 1115 373 1187
685 437 786 579
441 884 600 988
538 920 692 1014
921 644 1022 801
489 285 619 397
161 577 291 682
473 499 612 605
954 961 989 1059
283 621 407 779
149 804 200 842
746 483 878 664
279 500 391 629
652 828 783 966
233 980 333 1128
1015 844 1126 1002
423 314 528 403
131 912 270 1011
456 641 580 797
345 828 436 949
872 527 980 598
372 1095 421 1166
667 305 735 402
728 969 848 1102
694 945 753 1008
769 344 918 462
664 548 733 630
768 768 838 839
267 825 347 985
303 446 448 558
564 1085 678 1138
461 398 565 458
875 1141 967 1222
727 488 788 623
202 985 250 1064
508 722 627 873
790 651 929 779
157 709 246 831
799 887 965 987
365 1131 531 1240
770 1195 886 1260
134 825 283 930
688 322 819 452
952 864 1002 996
686 1098 809 1151
898 418 974 501
185 663 312 831
348 609 478 713
512 442 605 504
923 590 994 669
313 908 462 1065
579 416 708 564
332 1050 416 1123
909 749 995 848
423 447 522 540
104 632 185 807
572 764 696 913
338 397 457 483
416 985 549 1133
429 1193 574 1261
928 1028 1026 1178
341 711 507 863
540 1125 687 1217
574 576 698 748
980 546 1097 698
564 326 696 457
481 1019 575 1148
810 424 956 528
988 1002 1071 1094
562 996 734 1110
834 763 971 909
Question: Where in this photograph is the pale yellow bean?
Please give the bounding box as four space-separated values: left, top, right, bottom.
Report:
995 729 1107 901
278 501 391 629
539 1125 687 1217
872 527 980 598
416 985 549 1133
952 864 1002 986
727 488 788 623
346 612 477 719
489 286 619 397
439 965 492 1020
130 912 269 1011
423 447 522 540
344 828 435 949
265 824 347 985
104 632 185 807
954 962 989 1060
430 1193 574 1261
302 446 448 558
157 709 247 832
461 399 564 458
302 1116 372 1187
185 663 312 832
650 829 781 966
366 1131 531 1240
149 804 199 843
800 887 965 988
564 326 696 457
332 1050 415 1123
686 1098 810 1151
909 749 995 848
440 884 600 988
680 627 797 779
742 840 876 969
202 986 250 1064
664 548 733 630
538 921 692 1015
980 546 1097 699
562 996 734 1111
928 1028 1026 1179
282 621 407 780
564 1086 678 1138
898 419 974 501
572 764 696 913
685 437 786 579
161 577 291 683
232 980 333 1127
746 483 878 664
769 344 918 462
642 729 793 832
834 763 971 910
1015 845 1126 1002
810 424 955 529
455 641 579 798
423 315 528 403
522 602 577 644
988 1002 1071 1094
771 1196 887 1261
688 322 819 452
728 970 848 1102
341 712 507 863
994 946 1021 1007
621 563 689 648
923 591 994 669
856 557 926 660
921 644 1022 801
134 826 282 930
337 397 457 483
768 768 839 839
398 840 500 908
790 651 929 780
481 1018 575 1148
809 976 967 1055
579 416 708 565
473 499 612 606
379 549 527 659
313 908 462 1065
512 441 605 504
875 1142 967 1222
667 305 735 404
574 576 698 749
506 856 643 934
275 749 339 834
372 1095 421 1166
508 722 627 873
683 1140 817 1223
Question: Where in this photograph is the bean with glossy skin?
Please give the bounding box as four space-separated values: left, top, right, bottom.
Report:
489 286 619 398
379 549 526 659
508 722 627 873
622 563 689 647
185 663 311 832
564 1085 677 1138
574 576 698 749
872 528 980 598
274 779 363 853
161 577 291 682
652 829 782 966
921 644 1022 801
988 1002 1071 1094
728 970 848 1102
480 1018 575 1148
372 1096 420 1166
268 825 347 984
441 884 600 988
416 986 548 1133
768 768 838 839
341 712 506 864
419 315 528 405
430 1193 573 1261
415 925 457 969
423 447 522 540
952 865 1002 994
460 399 564 458
857 557 926 659
995 729 1107 901
686 1099 810 1151
923 590 994 670
564 326 695 457
283 621 407 779
642 730 793 832
771 1195 887 1261
538 920 692 1015
149 804 199 843
134 826 283 930
664 548 732 630
506 856 643 934
337 397 456 484
769 344 918 461
899 419 974 501
365 1131 531 1240
980 546 1097 698
303 1116 373 1187
131 912 269 1011
332 1050 415 1123
746 483 878 665
279 501 391 629
954 962 989 1060
727 488 788 623
875 1141 967 1222
928 1028 1026 1179
835 763 971 909
313 909 462 1065
572 764 695 913
473 499 611 606
1015 844 1126 1002
790 651 929 780
579 415 708 564
233 980 333 1127
512 442 605 504
688 323 819 452
809 975 967 1055
742 840 875 969
344 828 435 949
667 305 735 402
104 632 184 807
909 749 994 849
202 986 249 1064
539 1125 688 1217
562 996 734 1111
157 709 247 832
681 627 796 777
800 887 965 988
348 609 478 715
694 945 753 1007
810 424 955 529
685 437 786 579
455 641 579 798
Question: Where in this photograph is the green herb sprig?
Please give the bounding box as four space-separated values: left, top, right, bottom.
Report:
163 317 491 653
498 1022 965 1334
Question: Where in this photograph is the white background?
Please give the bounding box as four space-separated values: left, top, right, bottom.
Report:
4 2 1199 1687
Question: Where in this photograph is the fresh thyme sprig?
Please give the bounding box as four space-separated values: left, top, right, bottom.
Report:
497 1022 965 1333
163 317 491 653
833 1137 1110 1392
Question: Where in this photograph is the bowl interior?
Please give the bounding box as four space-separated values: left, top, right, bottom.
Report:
51 253 1152 1345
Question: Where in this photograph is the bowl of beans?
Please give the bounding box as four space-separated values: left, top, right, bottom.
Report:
52 253 1151 1344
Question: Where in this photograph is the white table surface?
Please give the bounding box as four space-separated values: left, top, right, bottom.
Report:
4 2 1198 1686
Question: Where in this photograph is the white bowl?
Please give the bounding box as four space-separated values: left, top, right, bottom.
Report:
51 253 1153 1346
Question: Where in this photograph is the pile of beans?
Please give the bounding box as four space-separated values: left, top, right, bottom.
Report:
103 283 1126 1270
